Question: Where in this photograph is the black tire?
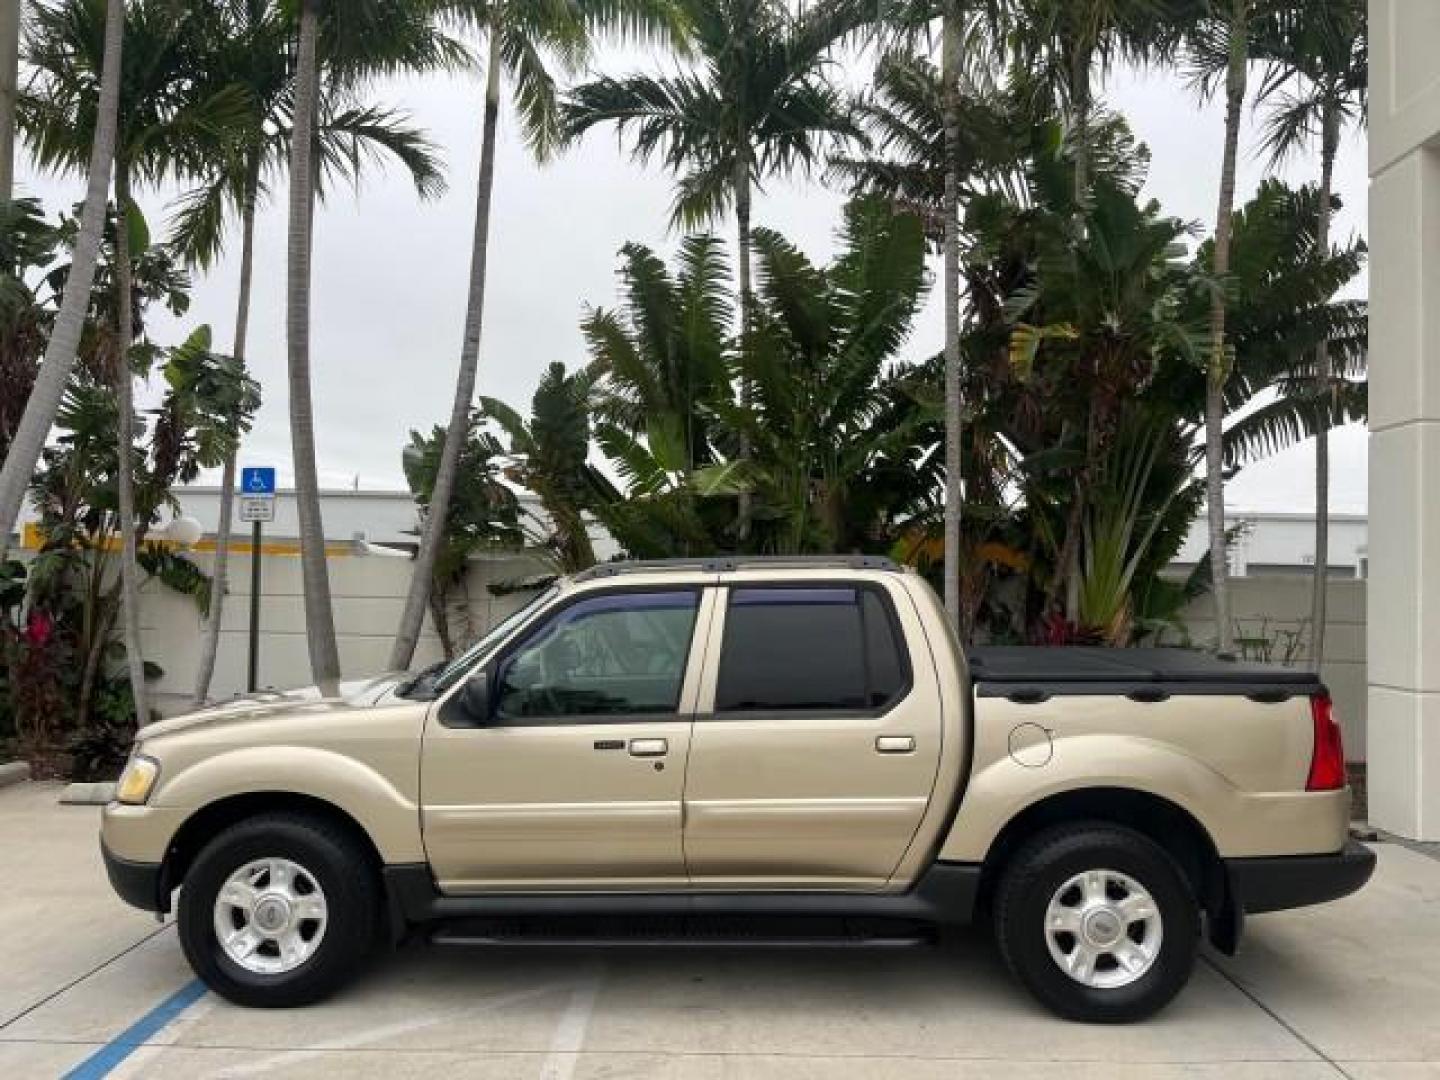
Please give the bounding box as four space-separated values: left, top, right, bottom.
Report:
993 823 1199 1023
178 813 379 1007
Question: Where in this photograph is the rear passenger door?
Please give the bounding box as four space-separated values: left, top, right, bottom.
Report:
682 579 944 890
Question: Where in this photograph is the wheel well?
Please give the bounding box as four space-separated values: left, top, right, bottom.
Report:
975 788 1227 920
159 792 384 913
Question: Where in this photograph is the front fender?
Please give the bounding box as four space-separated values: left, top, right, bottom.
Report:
939 733 1348 862
151 745 424 864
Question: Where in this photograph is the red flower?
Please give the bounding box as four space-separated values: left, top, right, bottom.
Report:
24 609 54 648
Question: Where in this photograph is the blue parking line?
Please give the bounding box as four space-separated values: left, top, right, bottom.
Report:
62 978 207 1079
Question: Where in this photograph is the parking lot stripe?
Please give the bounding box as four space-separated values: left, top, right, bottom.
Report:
539 962 604 1080
61 978 207 1080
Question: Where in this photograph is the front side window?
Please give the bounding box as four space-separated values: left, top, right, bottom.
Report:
715 586 909 713
494 590 700 719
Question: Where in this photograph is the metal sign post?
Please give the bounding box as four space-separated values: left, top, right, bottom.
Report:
239 468 277 692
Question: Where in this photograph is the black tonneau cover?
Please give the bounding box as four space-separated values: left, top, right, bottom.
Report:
968 646 1323 698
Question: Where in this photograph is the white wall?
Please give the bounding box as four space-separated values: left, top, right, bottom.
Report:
1177 577 1367 760
1367 0 1440 838
139 550 548 708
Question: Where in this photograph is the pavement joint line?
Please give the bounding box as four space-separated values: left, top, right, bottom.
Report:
207 981 569 1078
0 922 175 1034
1370 833 1440 863
60 978 208 1080
1201 954 1356 1080
0 1041 1354 1064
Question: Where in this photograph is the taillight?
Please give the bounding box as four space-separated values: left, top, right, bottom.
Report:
1306 694 1346 791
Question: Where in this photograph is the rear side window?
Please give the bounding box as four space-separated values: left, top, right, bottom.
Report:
715 586 910 713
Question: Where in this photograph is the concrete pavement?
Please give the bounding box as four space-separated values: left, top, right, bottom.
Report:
1 779 1436 1079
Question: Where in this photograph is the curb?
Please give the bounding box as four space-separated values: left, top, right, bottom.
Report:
60 780 117 805
0 761 29 789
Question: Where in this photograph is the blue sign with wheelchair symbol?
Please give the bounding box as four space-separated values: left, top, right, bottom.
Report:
241 467 276 496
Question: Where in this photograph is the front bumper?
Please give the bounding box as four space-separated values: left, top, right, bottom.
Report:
1225 838 1377 915
101 840 168 914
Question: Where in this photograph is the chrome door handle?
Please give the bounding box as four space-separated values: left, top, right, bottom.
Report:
876 735 915 754
629 738 668 757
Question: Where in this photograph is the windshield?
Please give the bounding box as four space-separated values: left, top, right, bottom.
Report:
422 585 561 696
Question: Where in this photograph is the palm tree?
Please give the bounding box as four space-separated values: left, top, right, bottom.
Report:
1010 0 1175 204
21 0 243 721
287 0 462 684
939 2 966 624
0 0 18 203
1252 0 1365 669
842 0 1009 626
387 0 684 672
1 197 59 452
0 0 120 555
1187 0 1252 653
1211 181 1368 477
175 0 444 704
562 0 862 544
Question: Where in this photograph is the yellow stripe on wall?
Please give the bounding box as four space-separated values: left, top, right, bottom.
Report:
19 522 352 557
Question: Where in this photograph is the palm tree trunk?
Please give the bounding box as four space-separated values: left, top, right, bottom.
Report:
193 165 259 704
389 32 503 672
1309 101 1339 671
941 5 964 627
1204 0 1248 654
735 152 754 545
1070 41 1092 208
286 0 340 684
0 0 122 551
0 0 18 204
113 165 148 725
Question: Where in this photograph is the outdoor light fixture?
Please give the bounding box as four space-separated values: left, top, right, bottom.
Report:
164 516 205 548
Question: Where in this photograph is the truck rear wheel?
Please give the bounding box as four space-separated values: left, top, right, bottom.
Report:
178 813 379 1007
993 824 1199 1023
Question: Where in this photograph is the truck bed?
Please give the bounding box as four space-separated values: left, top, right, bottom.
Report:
968 646 1324 698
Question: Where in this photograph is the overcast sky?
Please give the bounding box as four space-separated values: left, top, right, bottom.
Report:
14 49 1370 514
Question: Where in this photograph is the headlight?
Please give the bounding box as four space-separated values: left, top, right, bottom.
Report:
115 754 160 805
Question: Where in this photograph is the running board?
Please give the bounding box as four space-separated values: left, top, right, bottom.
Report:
382 863 983 937
429 916 935 950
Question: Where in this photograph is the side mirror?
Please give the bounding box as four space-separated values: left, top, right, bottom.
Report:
441 669 492 728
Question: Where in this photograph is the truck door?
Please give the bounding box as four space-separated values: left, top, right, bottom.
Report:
421 586 713 892
682 579 945 890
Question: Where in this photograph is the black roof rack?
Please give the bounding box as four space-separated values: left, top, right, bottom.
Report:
572 555 902 582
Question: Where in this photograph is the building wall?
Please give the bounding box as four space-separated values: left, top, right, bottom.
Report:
1367 0 1440 838
1177 578 1368 760
139 549 548 710
1173 512 1368 578
134 552 1369 760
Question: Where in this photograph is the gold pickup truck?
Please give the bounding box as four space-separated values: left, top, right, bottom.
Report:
101 556 1373 1021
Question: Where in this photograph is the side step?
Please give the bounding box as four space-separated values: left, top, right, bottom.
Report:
430 915 936 950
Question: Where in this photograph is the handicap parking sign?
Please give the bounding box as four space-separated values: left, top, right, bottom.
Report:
241 467 277 496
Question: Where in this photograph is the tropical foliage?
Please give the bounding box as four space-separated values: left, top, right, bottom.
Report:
0 203 257 772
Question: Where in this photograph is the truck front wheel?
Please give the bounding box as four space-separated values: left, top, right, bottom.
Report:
178 813 379 1007
994 824 1199 1022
